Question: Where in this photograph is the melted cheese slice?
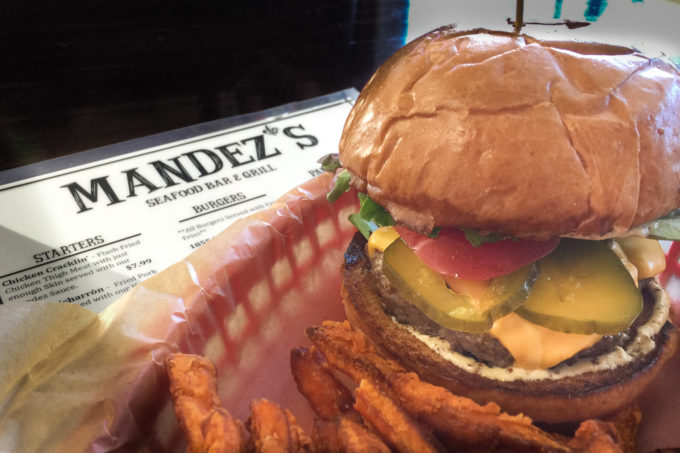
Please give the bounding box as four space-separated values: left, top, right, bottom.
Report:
367 226 400 257
490 313 602 369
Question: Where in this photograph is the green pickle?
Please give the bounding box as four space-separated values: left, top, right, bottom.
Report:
515 238 642 335
382 238 538 333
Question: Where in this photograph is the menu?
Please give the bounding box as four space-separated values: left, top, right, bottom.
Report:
0 90 357 313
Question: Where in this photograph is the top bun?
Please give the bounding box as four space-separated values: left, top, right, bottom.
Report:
339 28 680 239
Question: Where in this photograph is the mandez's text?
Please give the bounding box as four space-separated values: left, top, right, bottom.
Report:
60 125 318 213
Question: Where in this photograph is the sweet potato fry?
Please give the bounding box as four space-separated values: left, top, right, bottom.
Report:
353 378 444 453
247 398 313 453
290 347 356 420
167 353 247 453
305 320 403 385
312 419 343 453
167 353 223 450
386 371 570 452
336 415 391 453
602 406 641 453
569 406 641 453
202 408 249 453
285 409 313 453
568 419 624 453
311 415 392 453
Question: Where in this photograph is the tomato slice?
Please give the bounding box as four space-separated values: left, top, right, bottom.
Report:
394 227 559 281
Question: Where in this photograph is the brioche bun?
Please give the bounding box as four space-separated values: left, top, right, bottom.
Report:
342 233 679 423
339 28 680 239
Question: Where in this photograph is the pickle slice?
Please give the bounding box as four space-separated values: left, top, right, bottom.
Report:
382 238 538 333
515 238 642 335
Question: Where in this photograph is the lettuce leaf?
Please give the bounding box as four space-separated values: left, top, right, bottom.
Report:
326 169 352 203
325 170 395 238
348 193 395 239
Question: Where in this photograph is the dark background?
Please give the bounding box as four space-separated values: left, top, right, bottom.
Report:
0 0 409 172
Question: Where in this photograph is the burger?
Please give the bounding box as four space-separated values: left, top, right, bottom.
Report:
326 28 680 423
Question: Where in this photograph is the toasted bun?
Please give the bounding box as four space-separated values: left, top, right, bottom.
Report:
339 28 680 239
341 233 680 423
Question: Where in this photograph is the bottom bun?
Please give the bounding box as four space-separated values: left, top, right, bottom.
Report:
341 234 680 423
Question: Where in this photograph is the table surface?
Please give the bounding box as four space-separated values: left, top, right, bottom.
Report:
0 0 408 173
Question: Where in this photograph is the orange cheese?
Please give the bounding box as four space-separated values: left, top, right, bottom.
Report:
367 226 400 258
490 313 602 369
